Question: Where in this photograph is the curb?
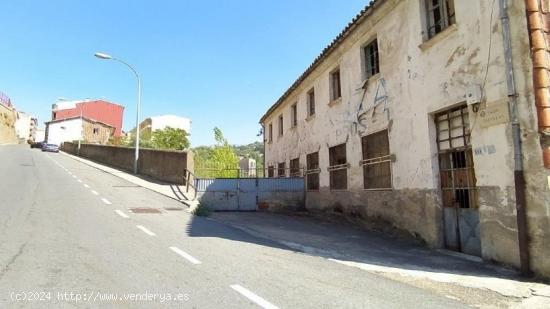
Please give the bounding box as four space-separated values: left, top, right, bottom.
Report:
60 151 194 209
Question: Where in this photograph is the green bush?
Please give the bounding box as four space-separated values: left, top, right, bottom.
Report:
192 203 212 217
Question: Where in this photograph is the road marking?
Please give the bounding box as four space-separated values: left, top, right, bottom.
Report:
72 175 77 179
169 247 202 265
101 198 112 205
91 190 99 195
77 179 83 183
83 184 90 188
136 225 156 236
114 210 129 218
230 285 279 309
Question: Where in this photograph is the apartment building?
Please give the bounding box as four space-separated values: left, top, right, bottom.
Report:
15 112 38 142
260 0 550 277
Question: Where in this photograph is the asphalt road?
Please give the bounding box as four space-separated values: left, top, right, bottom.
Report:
0 145 468 308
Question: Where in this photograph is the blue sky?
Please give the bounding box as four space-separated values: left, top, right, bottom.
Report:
0 0 367 146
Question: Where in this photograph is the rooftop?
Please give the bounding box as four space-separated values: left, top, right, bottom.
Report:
259 0 383 123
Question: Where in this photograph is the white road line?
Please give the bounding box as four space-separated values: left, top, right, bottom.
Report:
83 184 90 188
136 225 156 236
230 285 279 309
91 190 99 195
101 198 112 205
169 247 202 265
114 210 129 218
77 179 83 183
72 175 77 179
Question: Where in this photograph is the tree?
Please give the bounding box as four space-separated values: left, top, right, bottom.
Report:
150 127 190 150
123 127 189 150
194 127 239 178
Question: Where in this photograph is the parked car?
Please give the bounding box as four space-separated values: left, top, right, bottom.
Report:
41 144 59 153
30 141 45 149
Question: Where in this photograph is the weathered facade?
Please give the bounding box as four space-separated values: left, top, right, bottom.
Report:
45 117 115 145
260 0 550 277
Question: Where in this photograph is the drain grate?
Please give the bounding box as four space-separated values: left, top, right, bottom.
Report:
128 207 163 214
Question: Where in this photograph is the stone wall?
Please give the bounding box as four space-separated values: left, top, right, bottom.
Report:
61 142 193 184
82 120 114 145
0 103 17 145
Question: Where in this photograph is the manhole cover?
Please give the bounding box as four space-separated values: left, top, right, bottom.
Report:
128 208 162 214
164 207 183 211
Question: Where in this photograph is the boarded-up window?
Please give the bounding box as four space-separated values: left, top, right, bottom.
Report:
364 39 379 79
307 89 316 117
278 162 286 178
330 68 342 101
362 130 392 189
291 103 298 127
426 0 456 39
278 115 283 137
290 158 300 177
268 165 274 178
306 152 320 190
328 143 348 190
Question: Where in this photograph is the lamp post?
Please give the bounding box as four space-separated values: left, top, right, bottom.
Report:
77 106 82 156
94 52 141 174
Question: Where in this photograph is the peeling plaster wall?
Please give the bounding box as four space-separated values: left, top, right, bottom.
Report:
509 0 550 278
262 0 550 276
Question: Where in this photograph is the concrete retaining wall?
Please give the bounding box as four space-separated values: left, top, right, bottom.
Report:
61 142 192 184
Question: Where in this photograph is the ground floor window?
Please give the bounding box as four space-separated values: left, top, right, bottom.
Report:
290 157 300 177
361 130 392 189
278 162 286 178
328 143 348 190
267 165 274 178
306 152 320 190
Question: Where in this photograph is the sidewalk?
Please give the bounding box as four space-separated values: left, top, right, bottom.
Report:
211 211 550 308
61 151 550 307
61 151 198 209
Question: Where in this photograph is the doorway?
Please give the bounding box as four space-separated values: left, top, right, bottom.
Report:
435 105 481 256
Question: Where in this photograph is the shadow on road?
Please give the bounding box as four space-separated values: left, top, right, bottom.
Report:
185 211 530 285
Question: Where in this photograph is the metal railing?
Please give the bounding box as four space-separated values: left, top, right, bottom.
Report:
194 167 305 179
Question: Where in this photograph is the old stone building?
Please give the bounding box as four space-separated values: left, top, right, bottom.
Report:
260 0 550 277
45 116 115 145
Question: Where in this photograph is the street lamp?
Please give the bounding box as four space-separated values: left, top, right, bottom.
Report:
94 52 141 174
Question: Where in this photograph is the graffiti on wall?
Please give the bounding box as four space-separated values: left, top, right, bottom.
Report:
355 77 389 135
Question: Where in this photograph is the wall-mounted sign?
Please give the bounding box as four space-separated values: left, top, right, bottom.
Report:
479 99 510 128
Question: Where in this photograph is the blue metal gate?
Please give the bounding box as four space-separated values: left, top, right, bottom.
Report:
195 177 305 211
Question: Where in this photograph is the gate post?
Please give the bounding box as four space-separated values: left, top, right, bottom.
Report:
236 178 240 211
